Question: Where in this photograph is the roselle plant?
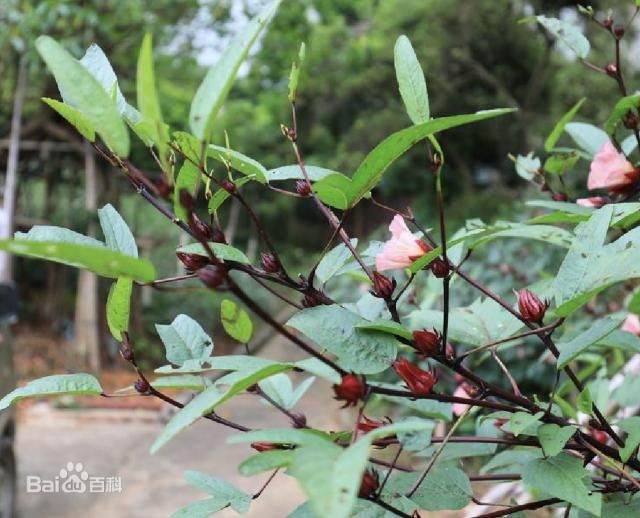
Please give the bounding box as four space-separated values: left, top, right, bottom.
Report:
3 1 640 516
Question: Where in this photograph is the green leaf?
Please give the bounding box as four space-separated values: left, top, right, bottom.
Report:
394 35 429 124
15 225 104 248
605 94 640 135
106 277 133 341
416 442 497 461
220 299 253 343
355 320 414 341
545 98 586 151
176 242 250 264
531 16 590 59
564 122 608 156
155 314 214 367
259 373 315 411
314 109 515 208
554 206 640 315
557 315 624 368
289 420 433 518
228 428 331 447
544 152 580 176
239 450 293 476
397 418 434 451
35 36 129 156
288 42 305 103
98 204 138 257
537 424 575 457
151 364 294 453
0 239 155 282
189 0 281 140
287 306 398 374
521 453 601 514
0 374 102 410
480 448 543 474
265 165 339 182
315 239 357 285
42 98 95 141
173 161 201 222
136 33 168 162
183 470 251 514
501 412 544 437
617 417 640 462
170 498 228 518
381 466 472 512
207 145 267 184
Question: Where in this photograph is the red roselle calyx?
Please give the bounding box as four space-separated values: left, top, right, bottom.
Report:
295 180 311 196
176 252 209 272
613 24 625 39
412 329 441 357
372 271 395 299
260 252 281 274
516 288 549 324
120 346 134 363
301 293 323 308
199 264 227 289
392 357 437 395
358 469 379 498
333 374 367 407
358 415 389 434
430 258 450 278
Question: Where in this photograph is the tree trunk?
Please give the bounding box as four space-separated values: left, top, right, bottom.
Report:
72 141 101 371
0 55 27 283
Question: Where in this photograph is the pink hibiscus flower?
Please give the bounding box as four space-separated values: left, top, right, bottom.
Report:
375 215 430 272
587 141 637 191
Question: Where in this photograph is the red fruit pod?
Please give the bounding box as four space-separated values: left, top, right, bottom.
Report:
295 180 311 196
333 374 367 407
430 258 450 278
189 213 214 241
358 469 379 498
516 288 549 324
412 329 441 357
260 253 281 274
176 251 209 271
372 271 395 299
357 415 387 434
392 357 437 396
198 264 227 289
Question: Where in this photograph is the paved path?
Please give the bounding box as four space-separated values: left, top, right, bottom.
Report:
15 341 345 517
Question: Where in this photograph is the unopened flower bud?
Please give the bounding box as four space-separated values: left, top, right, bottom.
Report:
392 357 437 396
516 288 549 323
333 374 367 407
412 329 441 357
121 347 134 363
260 252 281 274
302 293 322 308
221 179 236 193
134 378 151 394
179 188 195 210
624 112 639 130
602 17 613 30
614 24 625 39
552 192 568 202
189 213 214 241
155 178 172 199
431 258 450 278
210 227 226 243
372 272 395 298
199 264 227 289
291 412 307 428
358 469 379 498
605 63 618 77
251 442 280 452
295 180 311 196
176 251 209 272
